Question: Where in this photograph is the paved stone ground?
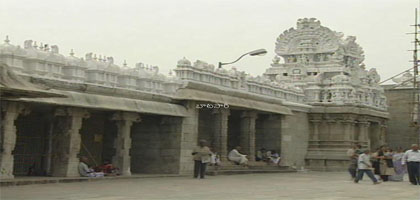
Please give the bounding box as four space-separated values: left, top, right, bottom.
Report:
1 172 419 200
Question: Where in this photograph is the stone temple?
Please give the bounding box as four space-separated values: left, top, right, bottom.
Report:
0 18 390 179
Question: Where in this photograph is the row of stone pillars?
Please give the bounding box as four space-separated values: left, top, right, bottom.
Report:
309 117 387 149
210 109 258 162
0 102 140 179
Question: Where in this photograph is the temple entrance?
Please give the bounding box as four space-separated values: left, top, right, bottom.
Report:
197 108 215 147
227 110 241 152
13 105 53 176
255 114 282 157
79 112 117 168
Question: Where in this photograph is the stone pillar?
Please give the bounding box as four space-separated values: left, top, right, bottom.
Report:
178 101 199 175
111 112 140 176
326 119 335 140
280 115 292 167
51 107 90 177
240 111 258 162
0 102 29 179
358 121 370 149
379 122 387 146
343 120 356 141
310 120 321 141
212 109 230 161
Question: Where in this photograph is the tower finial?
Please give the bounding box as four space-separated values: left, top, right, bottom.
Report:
4 35 10 44
34 41 38 49
70 49 75 56
123 60 127 67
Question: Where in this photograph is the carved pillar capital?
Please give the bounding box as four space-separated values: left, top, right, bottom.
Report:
111 112 141 123
325 119 336 124
267 114 282 121
211 108 230 116
54 107 90 119
309 119 322 124
1 102 31 117
240 110 258 119
358 121 371 127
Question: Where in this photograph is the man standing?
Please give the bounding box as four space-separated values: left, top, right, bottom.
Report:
192 140 212 179
402 144 420 185
354 150 380 184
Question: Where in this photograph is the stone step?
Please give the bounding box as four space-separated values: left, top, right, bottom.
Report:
206 164 296 176
206 168 297 176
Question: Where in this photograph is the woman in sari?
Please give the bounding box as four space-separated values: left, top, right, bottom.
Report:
389 147 406 181
379 147 395 182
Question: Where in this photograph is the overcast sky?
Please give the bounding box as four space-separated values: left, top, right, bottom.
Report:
0 0 416 83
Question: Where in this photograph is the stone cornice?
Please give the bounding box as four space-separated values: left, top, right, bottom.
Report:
309 105 389 119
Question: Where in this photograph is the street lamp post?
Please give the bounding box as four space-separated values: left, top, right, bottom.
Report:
218 49 267 68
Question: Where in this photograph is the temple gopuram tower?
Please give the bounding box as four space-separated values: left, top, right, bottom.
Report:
265 18 389 171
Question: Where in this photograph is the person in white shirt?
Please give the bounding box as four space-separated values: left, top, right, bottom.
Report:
192 140 212 179
354 150 380 184
347 144 361 180
228 146 248 166
402 144 420 185
78 156 104 177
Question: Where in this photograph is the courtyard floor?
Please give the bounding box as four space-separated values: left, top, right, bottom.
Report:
0 172 419 200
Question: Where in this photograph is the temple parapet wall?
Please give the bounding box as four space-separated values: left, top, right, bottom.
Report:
0 37 306 105
0 37 183 95
174 58 305 103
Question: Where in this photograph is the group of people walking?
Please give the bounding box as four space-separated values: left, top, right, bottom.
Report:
347 144 420 185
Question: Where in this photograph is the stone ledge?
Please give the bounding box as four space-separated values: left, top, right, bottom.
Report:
0 174 185 187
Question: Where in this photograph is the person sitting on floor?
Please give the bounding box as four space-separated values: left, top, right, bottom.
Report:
228 146 248 166
95 160 120 176
210 150 221 167
256 148 267 162
265 150 272 164
269 150 281 166
78 156 104 177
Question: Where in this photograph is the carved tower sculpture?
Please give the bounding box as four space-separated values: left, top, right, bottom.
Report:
265 18 389 170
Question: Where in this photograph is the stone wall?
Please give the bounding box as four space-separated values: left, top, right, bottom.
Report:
384 87 418 149
255 114 282 153
280 111 310 168
131 115 162 173
130 115 182 174
197 109 215 146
